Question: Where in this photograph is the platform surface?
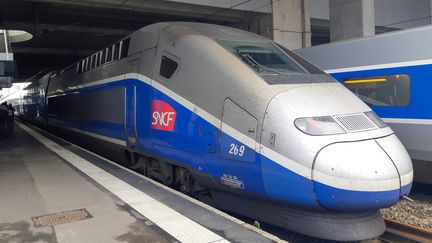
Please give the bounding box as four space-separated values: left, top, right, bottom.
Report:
0 122 276 243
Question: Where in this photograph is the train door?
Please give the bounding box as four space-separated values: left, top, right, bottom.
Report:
124 80 137 148
220 98 257 162
124 56 140 149
215 98 265 194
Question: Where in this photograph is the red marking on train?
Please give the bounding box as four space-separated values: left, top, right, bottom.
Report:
151 100 176 131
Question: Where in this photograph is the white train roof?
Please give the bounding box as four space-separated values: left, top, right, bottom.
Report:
296 25 432 72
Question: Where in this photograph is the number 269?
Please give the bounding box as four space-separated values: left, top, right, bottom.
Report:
229 144 245 156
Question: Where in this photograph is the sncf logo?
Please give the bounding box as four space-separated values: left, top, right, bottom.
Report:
151 100 176 131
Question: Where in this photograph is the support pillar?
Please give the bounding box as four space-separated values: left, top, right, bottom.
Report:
245 12 273 40
430 0 432 24
329 0 375 42
271 0 311 50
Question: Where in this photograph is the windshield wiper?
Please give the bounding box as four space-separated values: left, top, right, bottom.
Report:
236 50 283 75
236 50 261 71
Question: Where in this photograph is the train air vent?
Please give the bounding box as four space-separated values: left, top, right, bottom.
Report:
334 113 377 132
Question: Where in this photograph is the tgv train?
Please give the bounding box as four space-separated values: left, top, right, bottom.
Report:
297 25 432 186
10 22 413 241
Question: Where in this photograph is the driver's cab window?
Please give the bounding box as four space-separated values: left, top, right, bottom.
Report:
343 74 410 106
159 55 179 80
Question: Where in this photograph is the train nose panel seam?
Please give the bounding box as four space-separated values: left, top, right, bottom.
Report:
375 140 403 196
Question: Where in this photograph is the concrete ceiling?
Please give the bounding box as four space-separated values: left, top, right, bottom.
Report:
0 0 255 81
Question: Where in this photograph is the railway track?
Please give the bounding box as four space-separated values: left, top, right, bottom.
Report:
381 218 432 243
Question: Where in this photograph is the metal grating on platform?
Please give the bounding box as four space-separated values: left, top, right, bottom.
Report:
32 208 92 227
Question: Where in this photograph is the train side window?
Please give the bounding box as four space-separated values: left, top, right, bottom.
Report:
107 47 113 62
93 54 97 68
94 54 98 67
113 43 120 60
159 55 179 80
86 58 91 71
91 55 96 69
101 50 106 64
96 52 100 66
120 38 130 58
99 51 103 65
344 74 410 106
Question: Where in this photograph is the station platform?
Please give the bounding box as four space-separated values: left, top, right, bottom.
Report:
0 121 279 243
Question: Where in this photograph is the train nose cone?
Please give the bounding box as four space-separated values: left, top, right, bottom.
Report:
312 135 413 211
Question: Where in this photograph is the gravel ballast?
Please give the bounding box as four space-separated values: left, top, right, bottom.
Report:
381 194 432 229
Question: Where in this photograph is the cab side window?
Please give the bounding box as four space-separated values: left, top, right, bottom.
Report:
344 74 410 106
159 55 178 80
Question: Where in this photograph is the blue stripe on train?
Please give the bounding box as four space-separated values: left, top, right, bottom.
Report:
48 77 406 211
313 181 411 211
330 63 432 119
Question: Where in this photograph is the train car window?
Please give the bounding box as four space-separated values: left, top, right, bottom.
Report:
89 56 92 69
217 40 336 85
119 41 123 59
91 55 97 69
93 54 97 68
120 38 130 58
87 57 91 70
218 40 307 75
95 54 99 66
92 54 96 68
99 52 102 65
107 47 113 62
113 43 120 60
159 55 178 79
86 58 91 71
98 52 102 66
95 53 99 67
344 74 410 106
48 87 125 123
101 50 106 64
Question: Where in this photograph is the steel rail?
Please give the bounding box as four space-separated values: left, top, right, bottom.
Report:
382 218 432 243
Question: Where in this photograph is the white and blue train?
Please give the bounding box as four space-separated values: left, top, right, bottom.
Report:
297 25 432 186
7 22 413 241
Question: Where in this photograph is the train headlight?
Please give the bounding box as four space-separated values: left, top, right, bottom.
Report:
364 111 388 128
294 116 346 135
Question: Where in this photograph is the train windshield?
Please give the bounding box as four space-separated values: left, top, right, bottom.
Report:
218 40 333 84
